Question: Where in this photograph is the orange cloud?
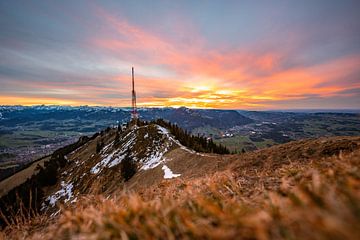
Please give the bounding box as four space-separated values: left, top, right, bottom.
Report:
3 6 359 109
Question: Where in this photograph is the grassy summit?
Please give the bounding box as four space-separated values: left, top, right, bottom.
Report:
1 123 359 239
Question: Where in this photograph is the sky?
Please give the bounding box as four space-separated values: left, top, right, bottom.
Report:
0 1 359 109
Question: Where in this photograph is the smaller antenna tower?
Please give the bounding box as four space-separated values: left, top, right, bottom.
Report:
131 67 139 120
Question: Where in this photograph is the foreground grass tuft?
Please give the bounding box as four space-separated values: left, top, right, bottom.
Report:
2 148 360 240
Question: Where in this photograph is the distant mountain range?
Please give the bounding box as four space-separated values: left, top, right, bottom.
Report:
0 105 359 173
0 106 253 130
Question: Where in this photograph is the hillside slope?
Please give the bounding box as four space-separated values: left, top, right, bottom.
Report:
39 123 231 209
1 123 360 239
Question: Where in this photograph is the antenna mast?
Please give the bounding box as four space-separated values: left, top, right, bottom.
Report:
131 67 138 120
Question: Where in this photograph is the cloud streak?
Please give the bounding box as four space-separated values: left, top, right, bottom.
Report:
0 1 359 109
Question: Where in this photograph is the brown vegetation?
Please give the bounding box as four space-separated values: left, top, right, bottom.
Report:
1 135 359 239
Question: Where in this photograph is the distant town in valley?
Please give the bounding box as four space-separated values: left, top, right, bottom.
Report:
1 105 359 180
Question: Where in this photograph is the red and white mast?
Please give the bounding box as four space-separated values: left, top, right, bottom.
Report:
131 67 138 120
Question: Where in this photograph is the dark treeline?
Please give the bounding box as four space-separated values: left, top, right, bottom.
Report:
142 119 230 154
0 133 99 228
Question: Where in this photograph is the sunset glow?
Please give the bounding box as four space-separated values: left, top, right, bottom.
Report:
0 1 359 109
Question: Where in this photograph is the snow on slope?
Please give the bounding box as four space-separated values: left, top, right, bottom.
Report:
140 126 172 170
140 125 190 170
43 181 75 208
157 125 208 157
90 124 180 174
43 124 185 210
90 129 137 174
162 165 181 179
90 150 116 174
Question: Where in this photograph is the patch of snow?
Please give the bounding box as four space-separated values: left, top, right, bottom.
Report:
144 133 149 139
90 151 116 174
107 154 126 167
141 151 166 170
180 145 196 154
100 141 114 154
139 125 175 170
156 125 182 147
90 130 137 174
162 165 181 179
122 134 136 150
45 181 74 207
157 125 169 135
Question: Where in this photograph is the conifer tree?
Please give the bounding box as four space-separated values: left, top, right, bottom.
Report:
121 148 137 181
96 141 102 153
114 131 120 145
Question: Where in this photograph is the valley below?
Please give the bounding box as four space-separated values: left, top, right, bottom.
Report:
1 106 359 181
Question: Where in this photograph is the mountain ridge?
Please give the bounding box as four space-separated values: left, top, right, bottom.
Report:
1 121 360 239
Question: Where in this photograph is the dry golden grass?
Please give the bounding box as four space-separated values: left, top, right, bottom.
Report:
2 146 360 240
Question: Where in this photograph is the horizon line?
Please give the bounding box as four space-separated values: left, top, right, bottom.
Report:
1 104 359 112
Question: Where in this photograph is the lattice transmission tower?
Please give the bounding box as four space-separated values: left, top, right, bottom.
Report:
131 67 139 120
